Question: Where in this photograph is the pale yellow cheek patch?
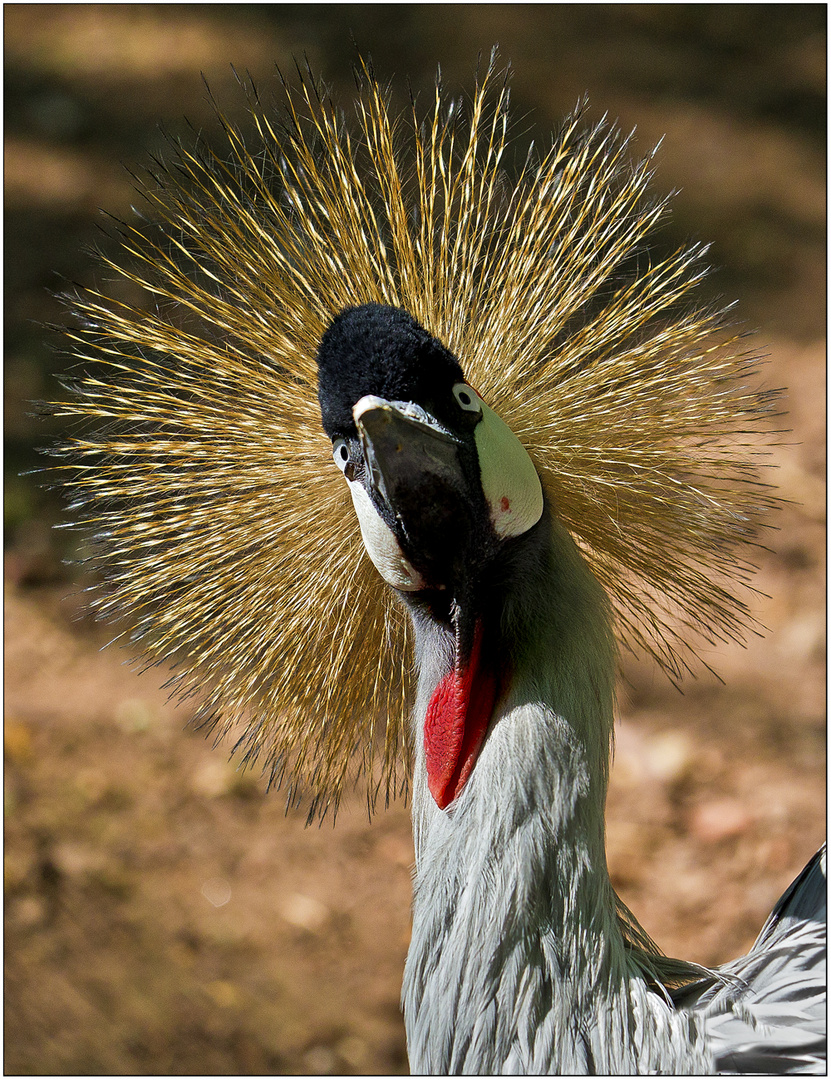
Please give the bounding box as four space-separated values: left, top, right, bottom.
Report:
348 480 426 591
474 402 544 538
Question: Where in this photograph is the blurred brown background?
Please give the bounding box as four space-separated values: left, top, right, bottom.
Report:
4 5 825 1075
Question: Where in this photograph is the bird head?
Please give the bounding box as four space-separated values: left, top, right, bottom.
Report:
317 303 546 807
317 303 543 595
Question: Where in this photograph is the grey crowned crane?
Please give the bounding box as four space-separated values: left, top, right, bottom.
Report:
316 302 826 1074
54 57 825 1074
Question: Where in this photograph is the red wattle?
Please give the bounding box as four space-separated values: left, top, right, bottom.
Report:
423 625 498 809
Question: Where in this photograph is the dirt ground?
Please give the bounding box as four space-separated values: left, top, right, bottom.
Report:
4 7 825 1076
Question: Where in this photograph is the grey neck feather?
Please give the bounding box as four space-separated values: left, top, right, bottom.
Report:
401 514 713 1073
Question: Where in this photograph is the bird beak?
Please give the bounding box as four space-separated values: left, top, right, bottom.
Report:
353 395 483 590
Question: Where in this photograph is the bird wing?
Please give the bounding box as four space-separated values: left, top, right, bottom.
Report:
673 846 826 1074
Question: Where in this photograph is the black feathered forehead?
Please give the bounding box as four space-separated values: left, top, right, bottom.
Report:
316 303 464 439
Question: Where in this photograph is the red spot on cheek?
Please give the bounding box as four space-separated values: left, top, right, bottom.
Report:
500 496 510 512
423 626 499 810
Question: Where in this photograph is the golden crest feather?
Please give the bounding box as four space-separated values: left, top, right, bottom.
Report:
53 55 779 817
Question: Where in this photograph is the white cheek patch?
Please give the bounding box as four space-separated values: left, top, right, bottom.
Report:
474 401 544 538
348 479 426 591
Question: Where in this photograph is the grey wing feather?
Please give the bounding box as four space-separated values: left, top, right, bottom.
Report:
673 846 826 1074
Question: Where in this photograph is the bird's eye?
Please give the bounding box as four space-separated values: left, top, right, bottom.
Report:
333 439 351 473
452 383 482 414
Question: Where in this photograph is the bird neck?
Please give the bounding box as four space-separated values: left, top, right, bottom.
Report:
401 511 709 1072
409 508 617 879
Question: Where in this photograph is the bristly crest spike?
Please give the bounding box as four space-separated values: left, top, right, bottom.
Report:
351 46 377 88
49 56 780 820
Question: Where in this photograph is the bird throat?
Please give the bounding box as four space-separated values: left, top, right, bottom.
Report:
423 617 499 809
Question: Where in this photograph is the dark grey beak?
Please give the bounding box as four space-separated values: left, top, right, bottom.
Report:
353 395 483 588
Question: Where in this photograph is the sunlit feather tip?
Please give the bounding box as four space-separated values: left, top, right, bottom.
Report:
50 55 780 814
